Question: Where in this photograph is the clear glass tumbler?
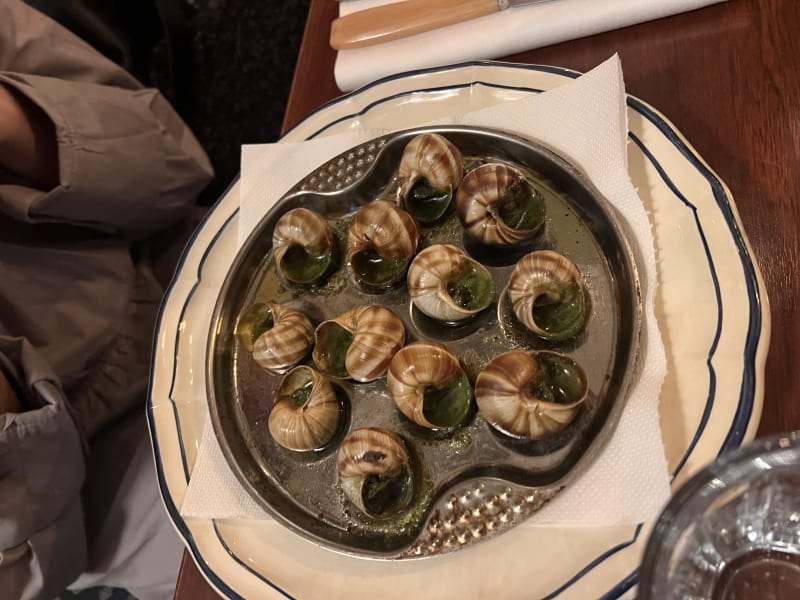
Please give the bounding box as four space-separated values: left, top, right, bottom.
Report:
638 431 800 599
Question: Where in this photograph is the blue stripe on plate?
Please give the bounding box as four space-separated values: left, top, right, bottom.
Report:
148 61 762 600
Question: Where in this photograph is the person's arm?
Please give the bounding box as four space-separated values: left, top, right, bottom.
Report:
0 370 21 414
0 71 213 238
0 82 58 190
0 1 213 239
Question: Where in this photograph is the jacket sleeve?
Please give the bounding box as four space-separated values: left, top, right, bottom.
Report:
0 1 213 239
0 338 87 600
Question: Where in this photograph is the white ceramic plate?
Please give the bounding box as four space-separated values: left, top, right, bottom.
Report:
148 61 769 599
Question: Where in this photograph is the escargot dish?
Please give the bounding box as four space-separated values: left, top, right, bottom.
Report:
475 350 588 440
455 162 545 246
507 250 588 341
337 427 413 519
347 200 419 289
268 366 342 452
387 340 473 431
272 207 336 285
235 303 314 374
209 126 641 558
312 305 405 382
397 133 464 223
407 243 496 323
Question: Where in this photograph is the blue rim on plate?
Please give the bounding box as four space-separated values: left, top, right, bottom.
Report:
146 60 764 599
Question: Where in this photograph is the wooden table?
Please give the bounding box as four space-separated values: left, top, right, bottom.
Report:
174 0 800 596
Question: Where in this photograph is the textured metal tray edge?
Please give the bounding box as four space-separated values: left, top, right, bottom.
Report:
206 125 643 560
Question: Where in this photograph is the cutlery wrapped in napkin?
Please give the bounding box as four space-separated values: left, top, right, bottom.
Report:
181 55 672 529
333 0 728 92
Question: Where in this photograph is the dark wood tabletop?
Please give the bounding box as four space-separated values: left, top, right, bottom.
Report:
174 0 799 597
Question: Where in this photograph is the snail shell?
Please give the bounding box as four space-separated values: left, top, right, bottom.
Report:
312 305 405 382
272 208 336 285
387 340 473 430
397 133 464 223
347 200 420 289
507 250 588 341
268 366 341 452
475 350 588 440
455 162 545 245
337 427 413 518
235 303 314 374
407 243 496 323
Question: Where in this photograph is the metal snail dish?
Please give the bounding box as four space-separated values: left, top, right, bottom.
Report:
337 427 414 519
396 132 464 224
234 302 314 374
507 249 588 341
407 243 496 323
455 162 546 246
312 305 405 382
346 200 420 289
268 365 342 452
272 207 336 285
387 340 473 431
208 126 642 559
475 350 588 440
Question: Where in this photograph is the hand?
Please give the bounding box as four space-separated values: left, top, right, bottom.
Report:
0 83 58 190
0 370 21 415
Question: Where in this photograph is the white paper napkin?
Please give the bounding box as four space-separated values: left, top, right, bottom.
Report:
334 0 727 92
182 55 671 527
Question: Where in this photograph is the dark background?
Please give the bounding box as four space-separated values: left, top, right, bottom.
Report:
174 0 312 204
159 0 312 204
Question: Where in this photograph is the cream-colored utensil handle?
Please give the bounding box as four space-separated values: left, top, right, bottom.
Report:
330 0 499 50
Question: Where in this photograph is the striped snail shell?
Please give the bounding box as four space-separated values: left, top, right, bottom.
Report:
507 250 588 341
272 208 336 285
475 350 588 440
387 340 473 430
268 366 341 452
235 302 314 374
312 305 405 382
455 162 545 246
347 200 419 289
397 132 464 223
337 427 413 518
407 243 496 323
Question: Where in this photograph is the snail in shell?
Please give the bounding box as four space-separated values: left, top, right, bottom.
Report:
475 350 588 440
387 340 473 431
268 365 342 452
347 200 419 289
507 249 588 341
272 208 337 286
455 162 545 246
396 132 464 223
337 427 414 519
235 302 314 374
312 305 405 382
407 243 496 323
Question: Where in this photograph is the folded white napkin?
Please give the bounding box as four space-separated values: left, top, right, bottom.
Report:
334 0 727 92
181 55 670 528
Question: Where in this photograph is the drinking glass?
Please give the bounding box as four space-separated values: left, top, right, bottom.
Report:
638 431 800 599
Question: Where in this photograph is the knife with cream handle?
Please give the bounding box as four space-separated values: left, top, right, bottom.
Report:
330 0 556 50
